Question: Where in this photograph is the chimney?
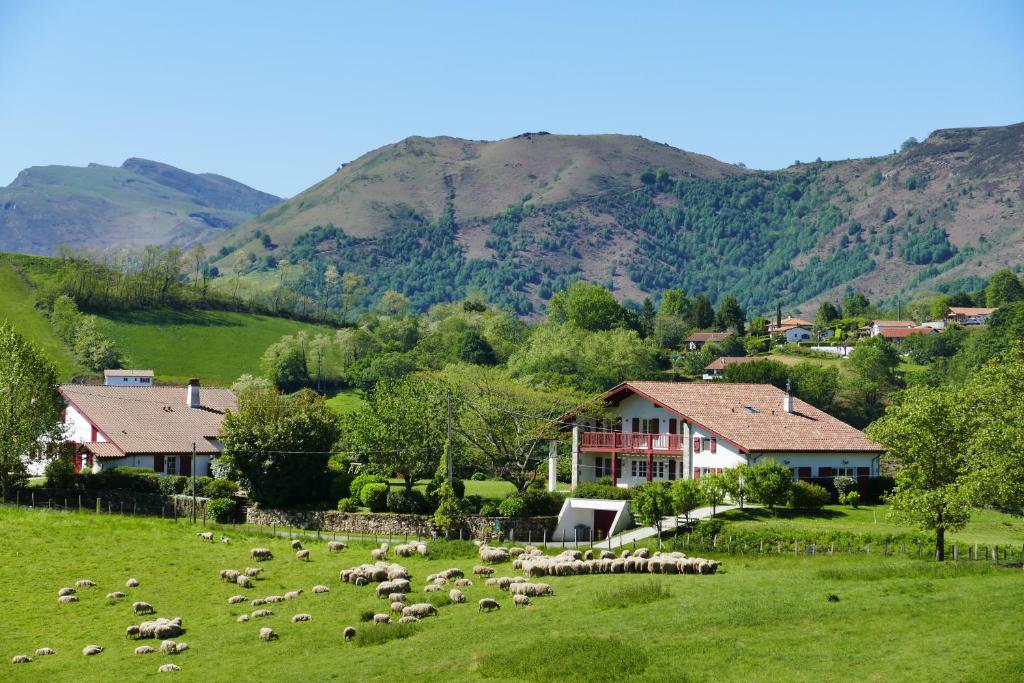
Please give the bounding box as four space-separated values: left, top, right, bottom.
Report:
783 378 793 414
187 379 201 409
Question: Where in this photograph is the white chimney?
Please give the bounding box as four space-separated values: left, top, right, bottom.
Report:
187 378 201 409
783 378 793 414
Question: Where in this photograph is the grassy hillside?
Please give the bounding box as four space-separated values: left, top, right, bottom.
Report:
3 507 1023 681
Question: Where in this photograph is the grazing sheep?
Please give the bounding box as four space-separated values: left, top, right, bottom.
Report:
126 625 141 639
327 541 347 552
312 585 330 594
258 627 278 641
236 575 254 589
454 578 473 587
107 591 127 600
373 614 391 625
291 539 303 550
477 598 500 612
35 648 55 656
196 532 213 542
583 549 594 560
390 601 406 614
11 655 32 664
494 576 514 590
380 542 389 552
284 590 304 600
58 595 79 604
221 536 231 544
175 643 189 653
484 578 498 587
600 550 616 560
237 614 250 623
244 567 262 578
265 595 285 603
387 565 410 581
58 587 76 597
621 549 632 558
478 545 510 563
388 592 406 604
138 617 184 639
473 565 495 575
126 578 139 588
251 599 266 607
375 579 411 597
159 640 178 655
82 645 103 656
135 645 155 655
398 616 420 624
509 582 553 597
431 576 449 586
370 548 387 561
633 547 649 559
251 609 273 618
133 601 155 615
343 626 356 641
394 543 414 557
353 577 368 587
512 594 531 607
250 548 273 561
228 595 247 605
158 664 181 673
401 603 438 619
75 579 96 588
220 569 241 582
423 584 444 593
448 589 466 604
291 614 312 623
296 549 310 562
416 543 429 557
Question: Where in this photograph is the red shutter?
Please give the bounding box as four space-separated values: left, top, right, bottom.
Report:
154 455 164 473
710 439 717 454
668 419 677 434
798 467 812 481
180 455 192 477
818 466 833 477
631 418 640 433
693 437 701 452
668 460 676 480
693 468 701 480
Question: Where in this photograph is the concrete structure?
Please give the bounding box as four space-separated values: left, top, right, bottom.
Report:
552 498 632 542
103 369 154 386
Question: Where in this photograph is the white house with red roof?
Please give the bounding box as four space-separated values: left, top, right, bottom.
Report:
60 379 236 477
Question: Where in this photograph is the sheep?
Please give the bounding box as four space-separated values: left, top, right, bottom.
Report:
473 565 495 575
394 543 414 557
159 640 178 655
380 542 389 552
264 595 285 603
512 594 531 607
221 535 231 544
107 591 127 600
398 616 419 624
423 583 444 593
390 601 406 614
401 603 438 619
236 575 254 589
343 627 356 641
431 576 449 586
477 598 500 612
58 587 76 597
633 547 649 559
251 599 267 607
284 590 303 600
175 643 189 653
439 567 464 579
291 539 303 550
237 614 250 623
373 614 391 624
328 541 347 552
258 627 278 641
138 617 184 639
291 614 313 623
220 569 241 582
484 578 498 586
133 601 155 615
354 577 368 587
126 578 140 588
494 576 514 590
454 578 473 587
375 579 410 597
11 655 32 664
448 589 466 604
126 625 141 639
228 595 247 605
158 664 181 673
196 532 214 542
75 579 96 588
35 648 55 656
388 592 407 604
416 543 429 556
370 548 387 561
244 567 262 578
387 565 410 580
58 595 79 604
478 545 510 563
509 582 553 597
250 548 273 561
583 549 594 560
312 585 330 594
135 645 155 655
251 609 273 618
296 549 310 562
600 550 616 560
82 645 103 656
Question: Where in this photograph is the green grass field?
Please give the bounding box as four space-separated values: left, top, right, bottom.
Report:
2 506 1023 681
324 390 365 414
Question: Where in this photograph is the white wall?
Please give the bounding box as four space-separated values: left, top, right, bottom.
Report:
64 404 104 443
552 498 632 542
783 327 812 343
691 423 747 474
93 454 214 477
104 376 153 386
616 394 676 431
751 452 880 477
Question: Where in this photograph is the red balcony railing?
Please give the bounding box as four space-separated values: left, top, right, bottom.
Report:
580 432 685 453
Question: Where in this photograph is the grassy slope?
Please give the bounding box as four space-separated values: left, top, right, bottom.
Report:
2 507 1023 681
324 390 365 414
0 256 82 379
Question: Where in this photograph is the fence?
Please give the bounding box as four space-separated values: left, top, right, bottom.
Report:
7 487 211 523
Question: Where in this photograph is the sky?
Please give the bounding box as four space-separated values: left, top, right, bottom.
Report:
1 1 1022 197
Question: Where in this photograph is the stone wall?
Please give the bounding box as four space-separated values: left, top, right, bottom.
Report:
13 487 210 518
245 505 557 542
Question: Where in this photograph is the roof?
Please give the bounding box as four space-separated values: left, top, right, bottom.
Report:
872 320 917 328
60 384 237 455
587 381 883 454
879 326 936 339
103 369 155 378
946 307 997 316
704 356 761 372
82 442 126 459
778 316 813 326
686 332 732 343
774 325 811 333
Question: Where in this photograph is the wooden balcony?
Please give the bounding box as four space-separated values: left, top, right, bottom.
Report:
580 431 686 454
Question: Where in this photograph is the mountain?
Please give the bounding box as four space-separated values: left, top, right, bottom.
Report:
0 159 281 255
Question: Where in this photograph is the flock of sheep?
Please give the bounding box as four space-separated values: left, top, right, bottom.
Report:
12 529 720 671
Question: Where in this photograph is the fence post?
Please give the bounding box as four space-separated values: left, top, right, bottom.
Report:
96 497 101 514
120 501 124 515
31 491 35 507
794 540 798 557
953 544 958 561
78 494 82 511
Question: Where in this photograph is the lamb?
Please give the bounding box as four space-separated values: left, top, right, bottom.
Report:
370 548 387 561
401 603 438 619
398 616 419 624
75 579 96 587
221 535 231 544
196 532 214 542
250 548 273 561
107 591 127 599
133 601 155 615
11 655 32 664
158 664 181 673
158 640 178 655
237 614 250 623
58 595 79 604
390 601 406 614
512 594 531 607
448 589 466 604
291 614 313 623
34 648 55 656
454 578 473 587
477 598 500 612
423 583 444 593
82 645 104 656
258 627 278 641
220 569 241 582
251 609 273 618
58 587 76 597
328 541 347 552
473 565 495 575
343 626 356 641
236 575 254 589
135 645 155 655
296 549 310 562
291 539 303 550
373 614 391 624
244 567 262 578
126 625 141 639
228 595 247 605
174 643 189 653
312 585 330 594
126 578 140 588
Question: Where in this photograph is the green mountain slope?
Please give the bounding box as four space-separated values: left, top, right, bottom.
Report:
0 159 281 255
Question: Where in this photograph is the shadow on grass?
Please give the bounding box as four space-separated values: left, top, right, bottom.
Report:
718 507 855 522
98 308 246 327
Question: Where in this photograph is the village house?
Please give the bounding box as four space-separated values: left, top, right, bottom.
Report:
771 324 812 343
685 331 732 351
876 326 937 343
103 369 154 386
60 378 236 476
945 306 997 325
864 320 917 337
702 356 760 380
767 316 812 335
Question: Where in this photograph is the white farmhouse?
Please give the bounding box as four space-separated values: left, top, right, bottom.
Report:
60 379 236 476
773 325 812 343
103 369 154 386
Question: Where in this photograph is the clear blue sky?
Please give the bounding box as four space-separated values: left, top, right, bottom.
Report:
1 1 1022 197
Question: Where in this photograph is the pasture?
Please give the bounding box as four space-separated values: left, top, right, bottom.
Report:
2 507 1023 681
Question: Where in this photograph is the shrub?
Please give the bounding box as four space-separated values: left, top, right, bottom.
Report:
44 456 77 490
572 483 632 500
354 622 418 648
204 478 239 498
426 476 465 502
81 467 163 494
478 502 498 517
460 494 484 514
336 497 358 512
845 491 861 508
349 473 388 502
833 475 856 499
387 489 430 514
497 495 527 518
183 476 213 497
360 483 390 512
158 476 179 496
358 610 375 622
210 455 235 481
207 497 237 523
470 472 487 481
329 473 353 502
433 484 461 536
789 481 831 510
519 489 564 516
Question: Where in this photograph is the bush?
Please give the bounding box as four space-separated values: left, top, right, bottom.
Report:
433 484 461 535
519 489 564 516
360 483 390 512
183 476 213 497
460 494 484 514
833 475 856 499
354 622 419 648
349 473 388 502
80 467 163 494
329 473 353 502
158 475 180 496
210 455 235 481
470 472 487 481
845 491 861 508
789 481 830 510
207 497 237 523
204 479 239 498
386 489 430 514
336 497 358 512
426 477 465 502
572 483 632 500
478 503 498 517
44 456 77 490
497 495 527 518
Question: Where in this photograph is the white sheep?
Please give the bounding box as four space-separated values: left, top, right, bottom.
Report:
477 598 500 612
251 609 273 618
291 539 303 550
343 626 356 641
135 645 155 655
126 625 141 639
220 536 231 544
75 579 96 588
250 548 273 561
388 592 406 603
416 543 429 557
158 640 178 655
251 598 267 607
448 589 466 604
227 595 247 605
284 590 304 600
82 645 104 656
370 548 387 561
296 549 310 562
423 584 444 593
58 587 76 597
454 578 473 587
398 616 420 624
220 569 241 582
11 655 32 664
401 603 438 619
328 541 347 552
175 643 189 653
373 613 391 624
58 595 79 604
158 663 181 673
473 565 495 575
312 585 330 594
126 578 140 588
237 614 250 623
265 595 285 603
258 627 278 641
133 601 155 615
244 567 262 578
513 594 531 607
478 545 510 563
34 648 55 656
390 601 406 614
107 591 127 600
236 575 253 589
196 532 213 542
291 614 313 623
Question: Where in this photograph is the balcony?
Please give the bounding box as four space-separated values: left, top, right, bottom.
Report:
580 431 686 454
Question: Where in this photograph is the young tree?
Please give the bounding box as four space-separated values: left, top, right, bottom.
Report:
632 482 673 547
745 461 792 514
0 323 65 500
815 302 841 328
671 478 703 522
722 465 748 508
867 386 973 560
548 281 625 332
699 473 728 517
261 333 311 391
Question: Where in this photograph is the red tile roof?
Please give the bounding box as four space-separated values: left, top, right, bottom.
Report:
82 442 126 459
778 316 813 327
946 307 997 316
872 320 917 328
704 356 760 372
879 327 935 339
686 332 732 343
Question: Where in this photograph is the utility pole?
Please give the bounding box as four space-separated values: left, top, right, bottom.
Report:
316 348 323 395
191 442 197 524
446 389 454 483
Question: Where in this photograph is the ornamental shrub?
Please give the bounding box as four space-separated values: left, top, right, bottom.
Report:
845 491 861 508
349 473 388 502
833 475 856 499
497 495 527 518
788 480 830 510
479 503 498 517
360 482 390 512
207 497 237 523
44 456 77 490
387 489 430 514
520 489 564 516
204 478 239 498
433 484 461 536
183 476 213 497
158 475 179 496
336 497 358 512
426 476 465 502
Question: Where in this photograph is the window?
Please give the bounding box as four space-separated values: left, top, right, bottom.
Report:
630 460 647 478
744 405 759 414
835 466 855 477
653 461 666 479
166 456 178 475
640 418 660 434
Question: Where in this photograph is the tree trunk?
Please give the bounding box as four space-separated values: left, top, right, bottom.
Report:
935 510 945 561
403 477 415 494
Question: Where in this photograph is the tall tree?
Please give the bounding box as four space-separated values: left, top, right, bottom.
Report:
548 281 625 332
985 269 1024 307
716 296 746 335
671 478 703 522
815 301 841 328
692 294 716 329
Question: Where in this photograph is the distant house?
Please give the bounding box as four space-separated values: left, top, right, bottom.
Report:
703 356 760 380
686 332 732 351
103 369 154 386
60 379 236 477
868 320 917 337
877 326 937 343
772 325 813 343
767 316 813 334
946 306 997 325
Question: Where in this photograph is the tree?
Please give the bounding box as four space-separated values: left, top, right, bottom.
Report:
816 302 841 328
433 483 461 537
985 269 1024 307
49 294 81 345
660 289 692 319
631 482 673 547
930 294 952 321
548 281 625 331
638 297 656 338
340 271 366 322
745 461 792 513
699 473 728 516
721 465 748 508
900 136 920 151
671 478 703 522
748 316 768 336
840 337 901 426
219 387 342 507
866 386 973 560
0 323 65 500
715 296 745 335
342 377 447 493
841 291 871 317
692 294 716 329
261 333 311 391
72 315 120 371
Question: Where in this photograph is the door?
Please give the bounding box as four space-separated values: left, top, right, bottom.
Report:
180 455 192 477
593 509 616 539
